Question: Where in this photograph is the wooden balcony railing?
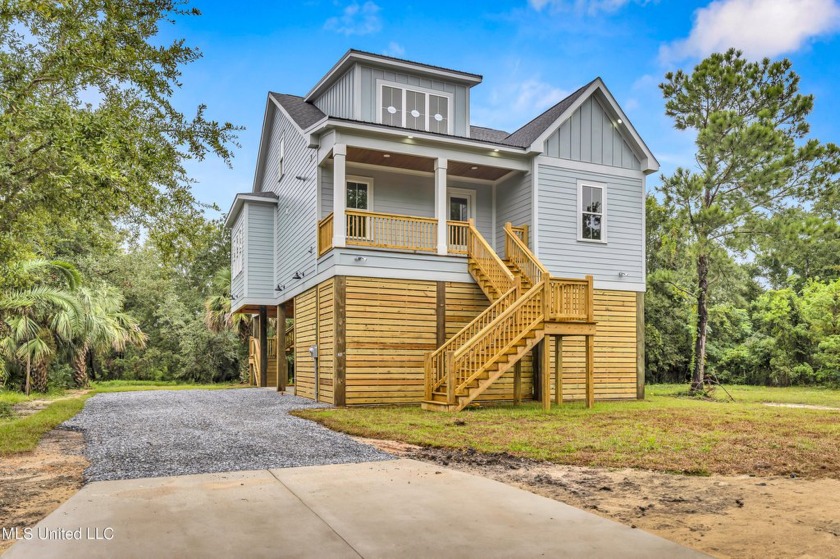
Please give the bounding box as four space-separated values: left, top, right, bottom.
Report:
467 218 516 298
504 222 548 286
345 209 437 252
318 212 334 256
547 277 594 322
510 224 529 247
447 221 469 255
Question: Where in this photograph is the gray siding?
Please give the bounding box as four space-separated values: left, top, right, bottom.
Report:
544 96 641 171
320 166 333 218
537 162 644 284
313 66 354 119
259 106 318 294
246 204 276 299
231 214 245 301
358 64 468 136
495 172 532 251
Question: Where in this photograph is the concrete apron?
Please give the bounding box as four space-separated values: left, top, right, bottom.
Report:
4 459 708 559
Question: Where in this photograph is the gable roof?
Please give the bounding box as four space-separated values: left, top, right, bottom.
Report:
501 80 596 148
270 93 326 130
224 191 278 228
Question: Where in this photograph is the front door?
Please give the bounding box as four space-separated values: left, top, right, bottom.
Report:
448 188 473 252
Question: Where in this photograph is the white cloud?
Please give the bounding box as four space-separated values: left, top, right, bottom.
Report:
382 41 404 57
324 1 382 36
472 76 569 131
528 0 651 16
661 0 840 63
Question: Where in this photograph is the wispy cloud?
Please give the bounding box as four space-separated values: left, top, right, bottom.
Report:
324 1 382 36
382 41 404 57
528 0 653 16
660 0 840 63
472 73 569 131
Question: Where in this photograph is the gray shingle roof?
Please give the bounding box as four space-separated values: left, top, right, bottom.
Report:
270 93 326 129
347 49 482 80
470 125 510 143
501 79 597 148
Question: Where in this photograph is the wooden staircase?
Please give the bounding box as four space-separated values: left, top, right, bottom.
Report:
422 221 594 412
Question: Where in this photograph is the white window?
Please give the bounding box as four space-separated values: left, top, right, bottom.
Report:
447 188 474 221
578 183 606 242
277 135 285 181
231 222 244 277
377 81 452 134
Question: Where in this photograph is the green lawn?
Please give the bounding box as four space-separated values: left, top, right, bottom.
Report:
0 381 246 455
294 384 840 478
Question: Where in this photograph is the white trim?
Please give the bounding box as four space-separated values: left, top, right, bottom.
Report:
305 50 482 102
531 160 539 255
577 180 608 243
641 174 647 285
376 79 454 135
243 204 250 297
251 96 275 192
224 194 278 228
231 218 244 279
446 187 475 221
535 154 646 180
305 120 533 158
333 144 347 248
435 158 448 255
277 134 285 182
345 174 374 211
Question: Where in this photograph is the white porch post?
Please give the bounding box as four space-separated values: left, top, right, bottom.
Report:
333 144 347 248
435 157 448 255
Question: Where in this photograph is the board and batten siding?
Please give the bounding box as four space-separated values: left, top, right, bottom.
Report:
245 204 276 300
259 103 318 296
495 172 532 251
321 164 493 242
537 161 644 286
313 67 354 119
358 65 468 136
543 96 641 171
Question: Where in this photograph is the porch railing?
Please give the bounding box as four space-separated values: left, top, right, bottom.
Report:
547 277 594 322
345 209 437 252
318 212 334 256
447 221 469 255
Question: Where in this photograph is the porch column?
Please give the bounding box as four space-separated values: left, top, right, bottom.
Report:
276 303 287 392
435 157 448 255
258 306 268 388
333 144 347 248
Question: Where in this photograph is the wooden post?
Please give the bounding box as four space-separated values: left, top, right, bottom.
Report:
532 343 542 402
554 336 563 405
424 352 433 401
277 304 287 392
445 351 456 406
541 337 551 411
334 276 347 406
585 335 595 409
636 292 645 400
436 282 446 348
586 275 595 323
259 306 268 388
513 361 522 405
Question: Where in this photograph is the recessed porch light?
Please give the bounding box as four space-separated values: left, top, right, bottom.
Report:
471 166 478 170
493 149 499 152
617 118 623 124
383 154 391 158
407 135 414 139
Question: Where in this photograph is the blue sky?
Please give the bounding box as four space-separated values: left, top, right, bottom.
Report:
157 0 840 215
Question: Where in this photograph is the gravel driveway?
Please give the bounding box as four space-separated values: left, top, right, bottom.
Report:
62 389 391 482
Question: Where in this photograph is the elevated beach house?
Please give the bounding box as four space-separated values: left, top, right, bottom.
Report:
225 50 657 411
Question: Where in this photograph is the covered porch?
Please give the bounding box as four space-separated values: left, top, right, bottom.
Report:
317 141 529 257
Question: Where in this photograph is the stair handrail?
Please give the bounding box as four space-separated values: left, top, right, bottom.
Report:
451 280 547 396
504 222 548 286
424 280 521 398
467 219 515 297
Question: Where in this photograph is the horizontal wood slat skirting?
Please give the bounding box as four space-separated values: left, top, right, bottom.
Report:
288 276 639 406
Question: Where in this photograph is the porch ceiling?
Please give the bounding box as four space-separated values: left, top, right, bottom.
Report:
344 147 514 182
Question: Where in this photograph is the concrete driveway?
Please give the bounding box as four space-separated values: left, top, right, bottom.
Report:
4 459 707 558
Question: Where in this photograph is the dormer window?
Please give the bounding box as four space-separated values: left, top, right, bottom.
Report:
378 81 451 134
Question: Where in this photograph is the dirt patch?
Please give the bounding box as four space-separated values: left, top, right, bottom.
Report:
355 437 840 559
10 390 90 419
0 429 88 554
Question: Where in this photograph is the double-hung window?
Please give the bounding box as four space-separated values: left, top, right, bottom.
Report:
579 183 606 242
231 223 244 277
378 82 451 134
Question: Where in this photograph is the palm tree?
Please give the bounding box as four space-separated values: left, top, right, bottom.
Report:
69 286 147 387
0 285 81 393
204 268 252 343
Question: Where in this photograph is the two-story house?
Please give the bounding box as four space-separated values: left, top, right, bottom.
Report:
225 49 657 411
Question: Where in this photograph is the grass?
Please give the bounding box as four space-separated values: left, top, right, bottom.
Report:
293 384 840 478
0 380 247 455
649 383 840 407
